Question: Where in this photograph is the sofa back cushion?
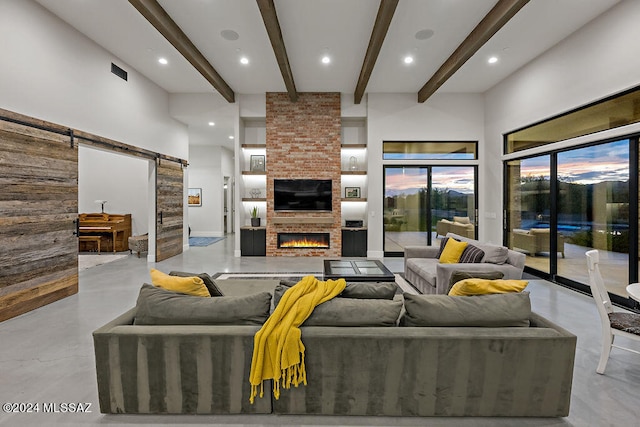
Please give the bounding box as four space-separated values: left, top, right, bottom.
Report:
400 292 531 327
449 270 504 289
277 280 397 301
274 283 402 326
304 298 403 327
453 216 471 224
445 233 509 265
134 284 271 325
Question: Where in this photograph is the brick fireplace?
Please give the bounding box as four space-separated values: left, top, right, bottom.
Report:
266 92 341 257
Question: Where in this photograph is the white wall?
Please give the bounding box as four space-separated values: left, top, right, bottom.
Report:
483 0 640 241
188 144 234 237
367 93 485 256
78 146 149 236
0 0 189 258
0 0 188 159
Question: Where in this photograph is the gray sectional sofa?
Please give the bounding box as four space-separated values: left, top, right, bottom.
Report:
93 277 576 418
404 232 527 294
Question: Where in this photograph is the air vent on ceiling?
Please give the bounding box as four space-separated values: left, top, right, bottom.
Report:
111 63 128 81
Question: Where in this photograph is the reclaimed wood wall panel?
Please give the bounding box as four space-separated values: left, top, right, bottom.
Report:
156 160 184 262
0 120 78 322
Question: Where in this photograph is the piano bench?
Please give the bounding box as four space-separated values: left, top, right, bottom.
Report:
79 236 102 254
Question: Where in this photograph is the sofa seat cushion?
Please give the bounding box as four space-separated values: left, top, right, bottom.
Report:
134 284 271 325
400 291 531 327
274 283 402 326
405 258 437 285
449 278 529 296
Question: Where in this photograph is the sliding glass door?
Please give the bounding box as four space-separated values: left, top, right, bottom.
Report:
556 140 630 294
431 166 476 239
384 166 477 255
384 167 429 253
505 139 633 300
506 156 552 274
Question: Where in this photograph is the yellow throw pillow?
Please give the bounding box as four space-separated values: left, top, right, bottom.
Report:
439 239 468 263
448 278 529 296
149 268 210 297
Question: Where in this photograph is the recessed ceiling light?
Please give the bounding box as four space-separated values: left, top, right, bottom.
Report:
321 55 331 64
240 56 249 65
488 56 499 64
404 56 414 65
158 57 168 65
228 135 234 140
208 122 215 126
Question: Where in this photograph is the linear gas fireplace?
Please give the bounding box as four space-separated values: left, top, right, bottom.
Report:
278 233 330 249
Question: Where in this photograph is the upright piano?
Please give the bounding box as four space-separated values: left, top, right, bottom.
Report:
78 213 132 253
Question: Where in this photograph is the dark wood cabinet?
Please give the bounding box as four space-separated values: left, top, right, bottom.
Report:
341 228 367 257
241 227 266 256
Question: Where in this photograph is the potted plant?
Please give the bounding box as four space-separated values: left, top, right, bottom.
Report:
250 206 260 227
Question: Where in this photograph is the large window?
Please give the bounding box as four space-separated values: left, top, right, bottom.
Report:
505 139 633 303
505 86 640 154
384 166 476 254
383 141 477 160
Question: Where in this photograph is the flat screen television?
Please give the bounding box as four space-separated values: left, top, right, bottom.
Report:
273 179 332 211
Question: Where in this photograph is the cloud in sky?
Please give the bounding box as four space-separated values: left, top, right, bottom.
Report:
520 139 629 185
385 167 475 196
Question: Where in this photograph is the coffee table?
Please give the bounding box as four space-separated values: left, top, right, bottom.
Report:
323 259 395 282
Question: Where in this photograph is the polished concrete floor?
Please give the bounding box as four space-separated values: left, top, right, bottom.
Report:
1 235 640 426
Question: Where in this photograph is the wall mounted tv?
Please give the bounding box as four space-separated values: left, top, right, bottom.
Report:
273 179 333 211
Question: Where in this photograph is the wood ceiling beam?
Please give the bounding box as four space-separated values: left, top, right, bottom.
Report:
417 0 529 103
257 0 298 102
128 0 235 103
354 0 399 105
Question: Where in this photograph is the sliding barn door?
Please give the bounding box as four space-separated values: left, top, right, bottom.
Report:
0 119 78 322
156 159 184 262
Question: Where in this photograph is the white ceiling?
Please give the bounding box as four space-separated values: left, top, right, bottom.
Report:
35 0 620 149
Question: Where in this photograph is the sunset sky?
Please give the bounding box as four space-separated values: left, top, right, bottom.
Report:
384 139 630 198
521 139 629 185
384 166 475 197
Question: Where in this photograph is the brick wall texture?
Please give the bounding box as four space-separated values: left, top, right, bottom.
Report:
265 92 341 256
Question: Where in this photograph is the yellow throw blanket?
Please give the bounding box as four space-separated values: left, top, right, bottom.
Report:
249 275 346 404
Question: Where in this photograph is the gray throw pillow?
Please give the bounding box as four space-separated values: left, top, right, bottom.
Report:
400 292 531 327
458 244 485 263
478 244 509 264
448 270 504 290
134 283 270 325
169 271 224 296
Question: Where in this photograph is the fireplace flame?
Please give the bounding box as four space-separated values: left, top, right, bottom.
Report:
280 237 329 248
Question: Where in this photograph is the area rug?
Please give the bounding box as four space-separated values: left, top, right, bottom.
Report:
189 236 225 247
78 254 128 271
